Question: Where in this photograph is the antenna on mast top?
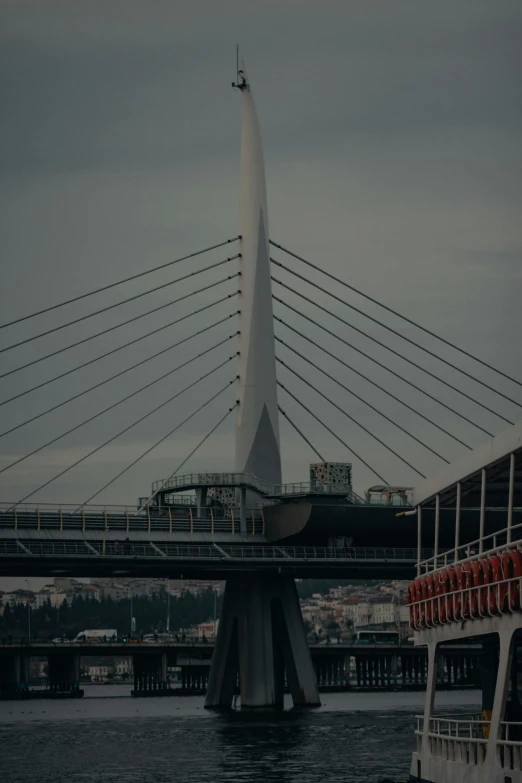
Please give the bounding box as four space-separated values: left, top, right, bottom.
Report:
231 45 248 91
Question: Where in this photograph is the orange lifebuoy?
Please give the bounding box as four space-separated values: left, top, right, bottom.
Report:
455 564 467 620
415 577 425 627
463 564 473 619
426 574 435 624
408 581 418 628
421 576 432 625
509 550 522 611
435 569 448 623
500 552 512 613
447 566 458 620
490 555 502 615
470 561 483 618
479 558 491 616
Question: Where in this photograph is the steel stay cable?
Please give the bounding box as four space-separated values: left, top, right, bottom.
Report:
0 354 237 475
272 260 519 416
274 309 476 446
270 239 522 392
272 282 501 432
0 254 239 354
277 380 388 483
274 315 471 448
137 402 239 512
276 338 449 463
81 390 238 508
277 403 325 462
0 275 240 379
0 333 238 440
277 357 426 478
14 375 237 506
0 304 240 408
0 236 240 330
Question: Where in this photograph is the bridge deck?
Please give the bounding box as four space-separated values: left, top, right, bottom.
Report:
0 641 477 658
0 537 429 578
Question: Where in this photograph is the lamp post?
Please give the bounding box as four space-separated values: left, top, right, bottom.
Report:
213 587 218 639
130 585 133 639
395 586 401 647
166 578 170 636
24 579 31 643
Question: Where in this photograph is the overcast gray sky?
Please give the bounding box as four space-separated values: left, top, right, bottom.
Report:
1 0 521 519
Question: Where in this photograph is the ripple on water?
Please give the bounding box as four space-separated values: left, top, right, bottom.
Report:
0 691 481 783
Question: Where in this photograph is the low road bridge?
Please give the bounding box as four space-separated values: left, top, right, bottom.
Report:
0 641 481 698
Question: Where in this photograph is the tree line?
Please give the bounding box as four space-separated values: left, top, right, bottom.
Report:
0 587 220 641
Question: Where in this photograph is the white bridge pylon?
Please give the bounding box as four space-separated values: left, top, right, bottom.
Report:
205 65 320 710
235 63 281 487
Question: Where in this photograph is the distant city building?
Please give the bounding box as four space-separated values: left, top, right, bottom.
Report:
5 589 34 607
196 621 216 639
114 658 132 676
34 588 67 609
88 665 111 681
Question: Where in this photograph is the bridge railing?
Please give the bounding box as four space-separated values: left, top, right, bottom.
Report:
0 502 266 536
149 472 367 500
151 472 271 494
0 538 431 562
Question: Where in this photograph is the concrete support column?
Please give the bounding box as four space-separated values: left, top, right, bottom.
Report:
482 639 499 720
389 656 395 687
0 654 18 695
205 573 319 710
47 654 80 693
486 635 513 761
436 653 444 686
195 487 208 518
421 644 438 756
161 653 167 684
132 654 165 695
239 487 247 535
15 652 29 690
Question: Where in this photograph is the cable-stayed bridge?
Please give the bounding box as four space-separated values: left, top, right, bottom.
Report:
1 63 521 709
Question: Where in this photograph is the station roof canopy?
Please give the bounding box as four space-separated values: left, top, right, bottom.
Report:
412 420 522 509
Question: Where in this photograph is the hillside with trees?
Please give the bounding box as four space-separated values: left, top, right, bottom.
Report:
0 587 218 640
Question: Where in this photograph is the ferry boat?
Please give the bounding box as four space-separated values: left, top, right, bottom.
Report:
408 422 522 783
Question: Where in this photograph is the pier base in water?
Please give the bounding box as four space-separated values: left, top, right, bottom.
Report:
205 573 320 710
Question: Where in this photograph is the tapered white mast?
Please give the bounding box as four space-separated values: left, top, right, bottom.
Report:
234 62 281 486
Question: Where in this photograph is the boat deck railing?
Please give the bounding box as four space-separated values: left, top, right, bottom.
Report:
419 519 522 575
416 715 522 771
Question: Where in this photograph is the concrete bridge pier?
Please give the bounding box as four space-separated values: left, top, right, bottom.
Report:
181 665 209 693
205 573 320 710
0 652 29 693
16 652 29 690
47 653 80 693
132 653 167 695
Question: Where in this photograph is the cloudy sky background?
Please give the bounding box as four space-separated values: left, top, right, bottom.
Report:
1 0 521 524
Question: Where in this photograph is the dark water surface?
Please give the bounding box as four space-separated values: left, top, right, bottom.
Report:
0 687 480 783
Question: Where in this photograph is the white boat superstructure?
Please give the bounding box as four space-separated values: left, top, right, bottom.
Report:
408 421 522 783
